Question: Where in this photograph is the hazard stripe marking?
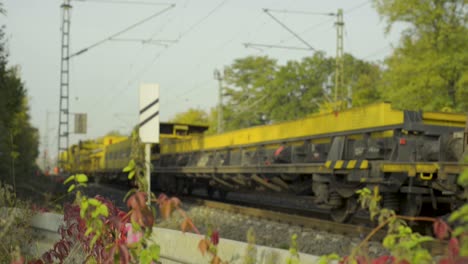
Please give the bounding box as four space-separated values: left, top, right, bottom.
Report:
139 111 159 128
347 160 357 169
335 160 344 169
139 98 159 114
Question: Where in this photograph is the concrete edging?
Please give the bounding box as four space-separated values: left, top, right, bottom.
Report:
30 212 321 264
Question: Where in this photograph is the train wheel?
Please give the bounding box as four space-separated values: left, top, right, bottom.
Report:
218 189 228 199
175 179 184 195
401 194 423 217
207 186 215 198
330 197 357 223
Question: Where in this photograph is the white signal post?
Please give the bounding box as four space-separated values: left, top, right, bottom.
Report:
139 84 160 205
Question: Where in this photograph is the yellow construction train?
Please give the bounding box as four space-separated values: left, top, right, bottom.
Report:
60 102 468 222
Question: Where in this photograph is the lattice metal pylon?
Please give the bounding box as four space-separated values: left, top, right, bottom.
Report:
58 0 72 167
334 8 345 109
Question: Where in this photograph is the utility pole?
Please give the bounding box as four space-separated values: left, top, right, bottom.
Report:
58 0 72 167
43 111 50 173
214 69 223 133
334 8 345 109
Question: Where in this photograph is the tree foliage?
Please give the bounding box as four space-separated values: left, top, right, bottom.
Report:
170 107 209 126
374 0 468 111
220 53 381 130
0 26 39 184
222 56 278 130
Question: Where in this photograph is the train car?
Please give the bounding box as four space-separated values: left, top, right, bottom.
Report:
153 102 468 222
59 123 208 183
58 135 127 176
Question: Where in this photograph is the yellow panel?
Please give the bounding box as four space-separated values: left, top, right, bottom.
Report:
325 161 332 168
347 160 357 169
335 160 344 169
359 160 369 169
162 103 405 154
423 112 466 127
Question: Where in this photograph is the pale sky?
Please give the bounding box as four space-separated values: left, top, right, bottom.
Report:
1 0 403 159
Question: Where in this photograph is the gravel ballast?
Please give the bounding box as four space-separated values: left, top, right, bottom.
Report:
157 204 386 257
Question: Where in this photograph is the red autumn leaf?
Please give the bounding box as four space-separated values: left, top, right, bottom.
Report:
170 197 182 208
127 192 147 210
141 207 154 227
181 218 189 233
434 218 450 240
211 230 220 246
118 244 130 264
160 201 173 219
198 239 209 256
157 193 168 202
449 237 460 257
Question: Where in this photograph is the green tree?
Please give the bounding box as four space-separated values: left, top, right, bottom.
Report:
0 25 39 184
344 54 382 107
222 56 278 130
374 0 468 111
170 108 209 125
264 52 334 122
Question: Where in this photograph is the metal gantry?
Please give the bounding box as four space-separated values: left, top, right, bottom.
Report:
58 0 72 166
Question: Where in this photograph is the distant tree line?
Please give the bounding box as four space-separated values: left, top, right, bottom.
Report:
0 21 39 184
172 0 467 133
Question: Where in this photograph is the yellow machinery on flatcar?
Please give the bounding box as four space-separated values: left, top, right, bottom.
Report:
154 102 468 222
59 102 468 222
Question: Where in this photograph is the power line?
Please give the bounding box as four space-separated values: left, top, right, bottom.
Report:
266 9 335 16
67 4 175 59
263 8 315 51
178 0 228 39
277 1 370 45
244 43 313 51
110 38 178 47
74 0 173 6
344 0 370 14
105 0 229 109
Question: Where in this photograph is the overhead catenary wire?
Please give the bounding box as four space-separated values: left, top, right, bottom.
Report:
67 3 175 59
104 0 230 110
178 0 229 39
263 8 315 51
74 0 173 6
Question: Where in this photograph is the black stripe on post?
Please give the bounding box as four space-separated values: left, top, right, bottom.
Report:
139 111 159 128
140 98 159 114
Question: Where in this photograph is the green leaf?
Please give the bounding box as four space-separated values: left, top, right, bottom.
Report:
139 250 152 264
128 170 135 180
149 244 160 260
85 227 93 236
67 184 76 193
88 198 101 207
383 235 396 249
90 235 98 248
98 204 109 217
123 159 135 172
76 174 88 183
80 200 89 218
452 226 467 237
64 175 75 185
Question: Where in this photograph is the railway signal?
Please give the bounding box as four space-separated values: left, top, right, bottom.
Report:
139 84 160 205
